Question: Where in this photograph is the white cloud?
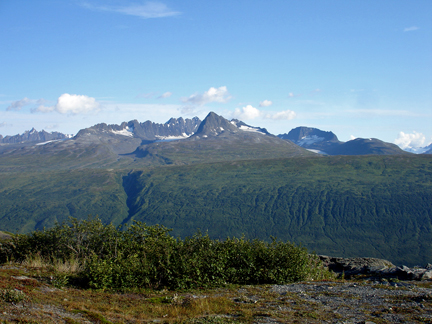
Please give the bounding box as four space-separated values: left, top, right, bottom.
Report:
82 1 181 19
158 91 172 99
0 122 8 127
232 106 296 121
288 92 294 97
35 94 100 114
404 26 419 32
233 105 261 120
259 100 272 107
7 97 31 111
264 109 296 120
182 86 231 106
394 131 428 149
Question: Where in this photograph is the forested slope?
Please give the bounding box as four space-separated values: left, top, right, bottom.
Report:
0 169 128 233
123 155 432 266
0 154 431 266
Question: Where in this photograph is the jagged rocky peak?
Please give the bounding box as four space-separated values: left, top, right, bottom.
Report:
279 126 339 145
163 116 200 132
0 128 69 144
74 117 202 141
194 112 239 137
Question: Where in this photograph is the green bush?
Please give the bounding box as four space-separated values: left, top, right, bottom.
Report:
0 217 332 290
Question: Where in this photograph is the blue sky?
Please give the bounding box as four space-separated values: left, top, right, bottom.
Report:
1 0 431 150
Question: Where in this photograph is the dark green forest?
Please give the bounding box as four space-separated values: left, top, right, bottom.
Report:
0 154 431 266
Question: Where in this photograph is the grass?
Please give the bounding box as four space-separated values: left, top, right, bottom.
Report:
0 262 243 323
1 260 431 323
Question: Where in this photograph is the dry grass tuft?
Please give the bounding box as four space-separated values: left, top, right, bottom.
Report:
20 254 82 275
21 253 47 269
53 258 82 274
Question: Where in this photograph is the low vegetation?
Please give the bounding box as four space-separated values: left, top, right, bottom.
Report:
0 217 332 291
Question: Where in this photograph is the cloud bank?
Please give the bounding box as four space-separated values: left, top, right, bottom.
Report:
36 94 100 114
82 1 181 19
182 86 231 106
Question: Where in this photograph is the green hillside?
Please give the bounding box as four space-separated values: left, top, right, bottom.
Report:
0 169 128 233
0 154 431 266
123 155 432 266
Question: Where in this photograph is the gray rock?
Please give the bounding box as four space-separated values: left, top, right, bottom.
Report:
319 255 395 278
319 256 432 281
421 270 432 280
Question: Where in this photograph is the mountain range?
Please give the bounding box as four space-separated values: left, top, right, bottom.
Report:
1 112 430 157
0 128 71 144
277 126 416 155
1 112 431 266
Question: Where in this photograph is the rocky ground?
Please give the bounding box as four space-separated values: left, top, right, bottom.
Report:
0 257 431 323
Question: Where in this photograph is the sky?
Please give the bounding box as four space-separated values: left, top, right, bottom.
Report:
1 0 431 150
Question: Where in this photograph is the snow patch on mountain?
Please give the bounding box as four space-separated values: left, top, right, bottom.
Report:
111 126 134 137
155 133 191 142
306 149 328 155
35 139 63 146
297 135 325 146
239 125 263 133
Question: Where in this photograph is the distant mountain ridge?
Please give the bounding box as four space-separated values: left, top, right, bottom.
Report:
278 127 341 154
325 138 410 155
0 128 70 144
75 117 201 142
1 115 426 156
278 126 410 156
422 143 432 154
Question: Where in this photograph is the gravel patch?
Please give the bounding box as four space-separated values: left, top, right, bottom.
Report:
264 281 432 323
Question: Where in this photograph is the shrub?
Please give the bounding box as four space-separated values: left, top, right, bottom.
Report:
0 216 332 290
